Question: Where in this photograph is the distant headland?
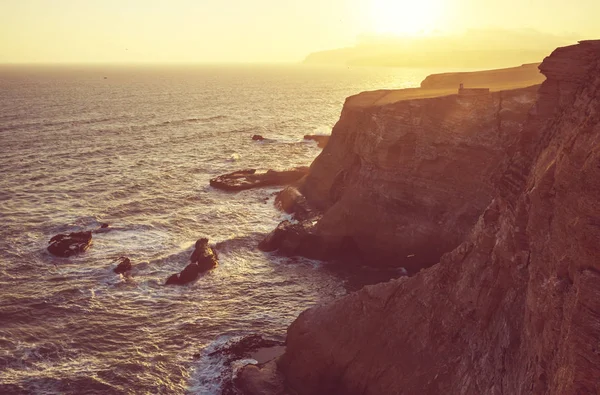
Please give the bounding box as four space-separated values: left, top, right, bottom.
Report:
303 28 580 69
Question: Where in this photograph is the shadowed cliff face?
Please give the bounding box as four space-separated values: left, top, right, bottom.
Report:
280 40 600 395
302 83 538 271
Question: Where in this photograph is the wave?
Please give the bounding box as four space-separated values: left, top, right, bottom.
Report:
0 114 227 134
156 115 227 127
0 115 133 133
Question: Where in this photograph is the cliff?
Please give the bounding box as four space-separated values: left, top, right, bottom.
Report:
278 40 600 394
296 77 539 271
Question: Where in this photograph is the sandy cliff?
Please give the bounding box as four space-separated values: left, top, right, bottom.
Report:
278 40 600 395
297 78 539 271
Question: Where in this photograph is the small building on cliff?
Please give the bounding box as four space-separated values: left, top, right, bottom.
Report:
458 83 490 96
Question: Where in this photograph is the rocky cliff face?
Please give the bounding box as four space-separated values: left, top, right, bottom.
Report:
300 82 538 271
278 41 600 395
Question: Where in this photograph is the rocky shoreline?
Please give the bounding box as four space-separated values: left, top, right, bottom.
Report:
42 42 600 394
234 41 600 394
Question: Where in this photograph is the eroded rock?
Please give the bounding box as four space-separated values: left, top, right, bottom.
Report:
274 187 313 221
47 231 92 257
278 40 600 395
166 238 218 285
290 72 540 271
113 257 132 274
210 167 309 191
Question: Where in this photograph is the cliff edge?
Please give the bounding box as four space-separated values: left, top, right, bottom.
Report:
278 40 600 395
293 74 540 271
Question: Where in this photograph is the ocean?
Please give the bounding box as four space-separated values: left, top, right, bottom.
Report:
0 64 428 394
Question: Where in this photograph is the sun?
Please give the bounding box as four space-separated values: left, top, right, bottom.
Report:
370 0 443 36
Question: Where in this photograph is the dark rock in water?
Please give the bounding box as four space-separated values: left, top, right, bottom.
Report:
177 262 201 284
303 134 330 148
259 219 362 263
258 220 323 258
210 167 309 191
47 231 92 257
113 257 132 274
275 187 313 221
100 223 110 229
165 273 180 285
165 238 218 285
252 134 265 141
190 238 219 270
208 334 283 360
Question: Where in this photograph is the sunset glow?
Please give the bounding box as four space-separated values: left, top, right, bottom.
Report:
0 0 598 63
370 0 444 35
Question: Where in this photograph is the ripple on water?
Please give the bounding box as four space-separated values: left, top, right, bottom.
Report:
0 64 425 393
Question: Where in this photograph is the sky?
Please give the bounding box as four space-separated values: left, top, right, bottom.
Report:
0 0 598 63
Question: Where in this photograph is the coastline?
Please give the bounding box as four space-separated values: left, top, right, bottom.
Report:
234 41 600 394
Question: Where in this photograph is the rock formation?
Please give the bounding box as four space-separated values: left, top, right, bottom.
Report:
210 167 309 192
283 76 539 272
113 257 132 274
252 134 265 141
273 41 600 395
166 238 218 285
47 231 93 257
274 187 314 221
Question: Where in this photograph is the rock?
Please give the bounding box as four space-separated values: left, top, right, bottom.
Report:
234 360 288 395
47 231 92 257
189 238 218 270
258 220 314 255
303 134 330 148
252 134 265 141
113 257 132 274
197 334 285 395
274 187 313 221
210 167 309 191
288 70 540 272
165 238 218 285
258 220 348 261
100 223 109 229
165 273 180 285
207 334 283 360
177 262 201 284
277 41 600 395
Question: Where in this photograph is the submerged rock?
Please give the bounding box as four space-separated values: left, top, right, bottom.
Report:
113 257 132 274
210 167 309 191
303 134 330 148
47 231 92 257
252 134 265 141
165 238 218 285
